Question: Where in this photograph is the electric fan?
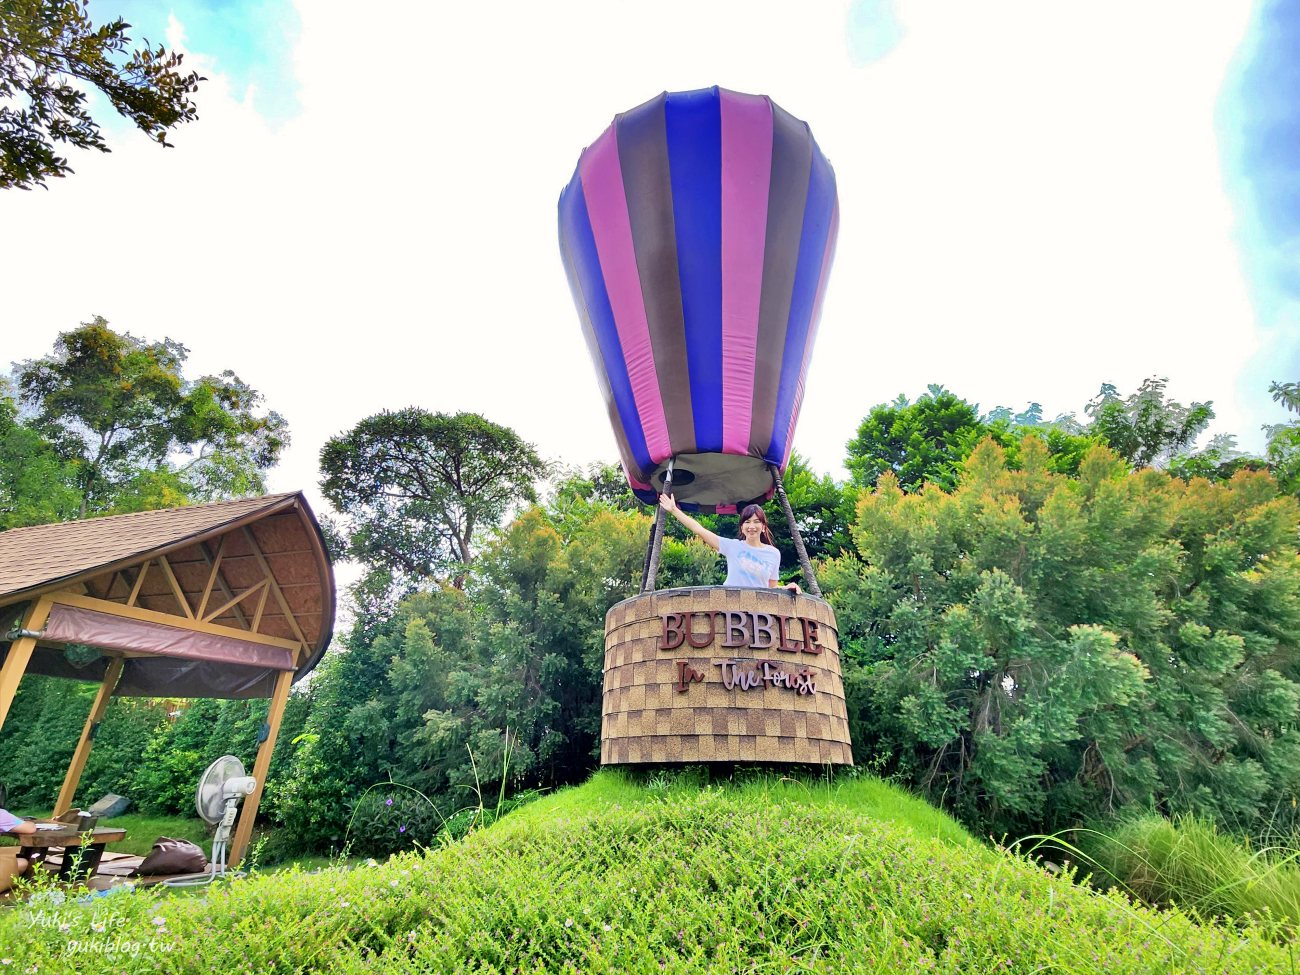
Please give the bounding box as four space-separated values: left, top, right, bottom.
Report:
167 755 256 885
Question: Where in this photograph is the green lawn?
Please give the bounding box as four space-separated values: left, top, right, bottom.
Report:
0 769 1292 973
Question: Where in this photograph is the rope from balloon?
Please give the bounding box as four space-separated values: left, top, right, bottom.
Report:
641 462 672 592
770 464 822 597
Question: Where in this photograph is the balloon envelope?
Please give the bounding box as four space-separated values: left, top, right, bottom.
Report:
558 87 838 512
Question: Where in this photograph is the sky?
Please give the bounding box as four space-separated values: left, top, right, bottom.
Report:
3 0 1296 529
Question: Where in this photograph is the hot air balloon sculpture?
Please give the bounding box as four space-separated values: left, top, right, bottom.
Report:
561 88 852 766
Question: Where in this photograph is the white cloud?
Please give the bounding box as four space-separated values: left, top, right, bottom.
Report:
0 0 1263 529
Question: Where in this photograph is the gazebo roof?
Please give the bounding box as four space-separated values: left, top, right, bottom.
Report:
0 493 335 699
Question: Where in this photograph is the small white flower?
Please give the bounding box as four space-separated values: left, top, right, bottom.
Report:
564 919 573 928
151 916 167 927
389 880 399 887
603 924 612 932
90 923 104 933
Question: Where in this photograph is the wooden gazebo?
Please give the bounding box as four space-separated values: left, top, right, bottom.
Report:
0 492 335 866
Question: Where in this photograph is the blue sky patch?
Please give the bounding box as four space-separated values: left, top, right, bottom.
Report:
846 0 904 66
89 0 301 123
1220 0 1300 411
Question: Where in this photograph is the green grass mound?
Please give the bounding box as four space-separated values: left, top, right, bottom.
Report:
1 771 1290 973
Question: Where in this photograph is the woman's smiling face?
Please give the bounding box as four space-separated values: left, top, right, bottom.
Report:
741 514 765 542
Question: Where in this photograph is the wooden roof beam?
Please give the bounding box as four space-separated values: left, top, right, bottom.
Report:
196 539 251 631
155 554 193 620
241 527 308 647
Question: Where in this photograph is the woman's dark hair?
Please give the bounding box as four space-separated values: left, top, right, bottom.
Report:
737 504 775 546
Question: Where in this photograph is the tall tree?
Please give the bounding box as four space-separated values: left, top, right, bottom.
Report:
846 385 992 492
320 409 548 591
1085 377 1214 469
1 0 203 189
14 317 288 518
1264 380 1300 495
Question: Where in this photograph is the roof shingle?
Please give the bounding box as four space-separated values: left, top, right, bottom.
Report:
0 494 299 601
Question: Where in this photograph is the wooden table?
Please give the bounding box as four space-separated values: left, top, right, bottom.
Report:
3 826 127 882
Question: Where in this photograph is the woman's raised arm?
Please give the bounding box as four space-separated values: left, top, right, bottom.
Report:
659 494 721 551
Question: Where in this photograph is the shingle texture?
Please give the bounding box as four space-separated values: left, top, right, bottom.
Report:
0 494 297 600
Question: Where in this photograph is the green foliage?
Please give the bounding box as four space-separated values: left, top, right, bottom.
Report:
846 384 990 491
0 380 80 527
320 409 547 593
78 696 170 802
275 500 716 851
1076 813 1300 929
1085 377 1214 469
1 772 1291 973
827 435 1300 837
11 318 288 519
1264 380 1300 494
846 385 1097 492
0 0 203 189
347 787 447 858
0 676 92 808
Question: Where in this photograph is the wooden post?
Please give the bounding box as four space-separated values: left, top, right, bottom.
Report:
229 669 293 868
0 597 53 734
53 657 124 817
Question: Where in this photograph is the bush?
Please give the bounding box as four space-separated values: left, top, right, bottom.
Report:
346 787 447 858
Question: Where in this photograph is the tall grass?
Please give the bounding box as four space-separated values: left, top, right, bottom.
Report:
1074 813 1300 929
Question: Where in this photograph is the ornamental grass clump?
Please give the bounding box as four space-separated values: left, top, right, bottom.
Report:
1077 813 1300 931
0 771 1292 973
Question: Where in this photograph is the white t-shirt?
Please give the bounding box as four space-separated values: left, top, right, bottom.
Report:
717 537 781 588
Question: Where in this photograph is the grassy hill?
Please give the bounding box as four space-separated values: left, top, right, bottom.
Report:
1 770 1291 973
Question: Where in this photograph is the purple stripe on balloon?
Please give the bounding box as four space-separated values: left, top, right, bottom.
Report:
579 127 673 465
770 140 838 467
781 201 839 469
617 93 697 457
719 90 773 457
558 176 654 480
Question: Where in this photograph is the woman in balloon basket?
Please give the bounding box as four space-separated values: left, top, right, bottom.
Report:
659 494 801 593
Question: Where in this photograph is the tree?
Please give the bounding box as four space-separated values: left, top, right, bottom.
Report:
320 409 548 592
846 385 994 492
0 378 80 527
1263 380 1300 495
1 0 203 189
14 318 288 518
1085 377 1214 469
273 498 717 852
825 436 1300 836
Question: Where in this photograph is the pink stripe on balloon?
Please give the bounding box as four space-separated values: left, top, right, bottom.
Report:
720 91 773 457
579 128 673 464
782 202 839 469
626 466 654 492
715 504 738 515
